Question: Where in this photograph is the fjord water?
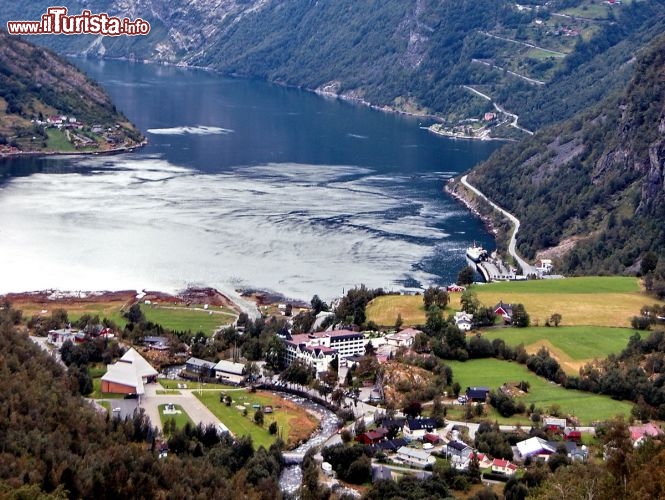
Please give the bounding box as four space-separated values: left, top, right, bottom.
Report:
0 59 501 300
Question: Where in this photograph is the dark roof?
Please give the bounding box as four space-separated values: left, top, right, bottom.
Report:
466 387 490 399
494 301 513 315
381 418 406 429
447 440 471 452
407 418 437 431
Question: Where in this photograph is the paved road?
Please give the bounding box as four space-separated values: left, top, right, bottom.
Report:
460 175 538 276
462 86 533 136
140 384 230 433
479 31 567 57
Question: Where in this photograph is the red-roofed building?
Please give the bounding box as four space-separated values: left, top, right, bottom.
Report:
629 423 663 446
492 458 518 476
468 452 492 468
356 430 386 445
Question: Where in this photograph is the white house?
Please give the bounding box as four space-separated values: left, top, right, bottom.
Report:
214 359 246 384
454 311 474 331
445 440 473 460
396 446 436 468
491 458 518 476
384 328 421 348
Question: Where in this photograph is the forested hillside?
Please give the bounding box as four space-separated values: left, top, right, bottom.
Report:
3 0 664 133
465 32 665 295
0 30 143 153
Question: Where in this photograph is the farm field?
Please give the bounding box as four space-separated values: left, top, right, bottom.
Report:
366 294 451 327
140 304 235 335
366 277 660 328
195 390 319 449
447 358 633 424
480 325 635 374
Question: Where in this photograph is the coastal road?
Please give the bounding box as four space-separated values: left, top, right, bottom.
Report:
460 175 538 276
462 86 533 136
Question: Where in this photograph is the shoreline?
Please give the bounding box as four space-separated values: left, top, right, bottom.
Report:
0 138 148 159
445 177 499 237
67 54 501 139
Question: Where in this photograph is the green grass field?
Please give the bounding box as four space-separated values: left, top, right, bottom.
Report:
447 358 633 424
367 277 659 328
45 128 77 152
195 390 318 449
159 404 194 431
481 325 634 360
140 305 235 335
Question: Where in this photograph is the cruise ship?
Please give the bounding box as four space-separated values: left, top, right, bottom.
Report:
466 242 488 262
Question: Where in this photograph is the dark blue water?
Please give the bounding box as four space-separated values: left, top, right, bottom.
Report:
0 59 502 299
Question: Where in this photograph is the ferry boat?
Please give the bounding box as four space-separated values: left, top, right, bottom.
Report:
466 242 488 262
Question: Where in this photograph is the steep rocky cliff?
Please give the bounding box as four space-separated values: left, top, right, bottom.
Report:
465 33 665 280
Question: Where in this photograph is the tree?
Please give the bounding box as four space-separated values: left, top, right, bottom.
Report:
403 400 422 419
394 313 403 330
254 408 264 427
511 304 530 328
549 313 562 327
423 286 450 310
641 252 659 275
310 295 329 315
268 422 278 435
457 266 475 286
460 290 480 315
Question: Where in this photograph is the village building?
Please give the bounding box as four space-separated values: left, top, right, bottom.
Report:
465 386 490 402
214 359 246 384
282 329 365 376
384 328 421 348
491 458 518 476
48 327 80 346
515 437 557 460
493 301 514 323
101 348 158 396
629 422 663 447
184 357 217 378
396 446 436 468
444 440 473 460
454 311 474 331
404 418 438 438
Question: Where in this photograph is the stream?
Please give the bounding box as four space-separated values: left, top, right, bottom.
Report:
277 394 341 496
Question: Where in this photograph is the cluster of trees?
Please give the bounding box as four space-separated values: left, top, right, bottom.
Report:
0 303 284 499
320 444 373 485
334 285 386 327
474 421 514 460
564 329 665 419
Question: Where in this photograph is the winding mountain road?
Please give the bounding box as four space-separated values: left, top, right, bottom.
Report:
460 175 537 276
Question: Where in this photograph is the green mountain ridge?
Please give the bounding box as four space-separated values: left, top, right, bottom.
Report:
464 32 665 293
3 0 664 134
0 30 143 154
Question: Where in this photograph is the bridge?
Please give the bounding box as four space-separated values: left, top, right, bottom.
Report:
282 452 306 465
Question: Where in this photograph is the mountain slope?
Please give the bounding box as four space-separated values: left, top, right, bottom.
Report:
4 0 664 134
464 33 665 288
0 30 143 154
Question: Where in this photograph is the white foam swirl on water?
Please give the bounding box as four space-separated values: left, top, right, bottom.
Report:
147 125 234 135
0 155 455 300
